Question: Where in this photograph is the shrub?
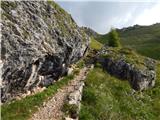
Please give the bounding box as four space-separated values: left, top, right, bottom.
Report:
95 62 102 68
62 103 78 119
76 59 85 69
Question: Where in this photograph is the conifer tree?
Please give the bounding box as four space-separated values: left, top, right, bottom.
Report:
108 28 121 47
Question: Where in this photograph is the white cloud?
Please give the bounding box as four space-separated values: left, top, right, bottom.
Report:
56 0 160 2
56 1 160 34
116 11 133 26
134 3 160 25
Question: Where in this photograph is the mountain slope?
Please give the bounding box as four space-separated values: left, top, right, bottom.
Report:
80 63 160 120
96 23 160 60
81 27 98 38
1 1 89 102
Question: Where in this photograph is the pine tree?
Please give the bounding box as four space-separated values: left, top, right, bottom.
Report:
108 28 121 47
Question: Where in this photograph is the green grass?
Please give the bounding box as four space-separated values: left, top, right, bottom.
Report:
62 103 79 118
76 59 85 69
80 63 160 120
96 34 109 45
1 75 74 120
90 37 103 50
96 24 160 60
101 47 147 69
131 43 160 60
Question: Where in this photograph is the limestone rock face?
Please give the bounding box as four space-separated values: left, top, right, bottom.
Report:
1 1 89 102
97 47 156 90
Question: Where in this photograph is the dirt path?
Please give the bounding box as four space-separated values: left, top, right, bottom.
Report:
29 67 89 120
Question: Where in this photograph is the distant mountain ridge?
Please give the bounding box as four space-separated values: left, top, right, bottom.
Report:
95 23 160 60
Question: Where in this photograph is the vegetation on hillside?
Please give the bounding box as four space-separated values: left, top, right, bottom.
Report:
96 23 160 60
101 47 149 69
80 63 160 120
108 28 121 47
90 37 103 50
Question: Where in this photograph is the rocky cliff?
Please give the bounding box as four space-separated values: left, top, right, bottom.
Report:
97 47 156 90
81 27 98 38
1 1 89 102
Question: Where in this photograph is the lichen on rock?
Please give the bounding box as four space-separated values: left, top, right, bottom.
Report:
1 1 89 102
97 47 156 90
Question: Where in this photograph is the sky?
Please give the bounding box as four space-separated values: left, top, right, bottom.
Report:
55 0 160 34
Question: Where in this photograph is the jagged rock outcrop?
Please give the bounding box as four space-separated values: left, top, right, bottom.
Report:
1 1 89 102
97 47 156 90
81 27 98 38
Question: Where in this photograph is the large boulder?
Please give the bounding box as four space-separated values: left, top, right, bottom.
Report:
1 1 89 102
97 47 156 90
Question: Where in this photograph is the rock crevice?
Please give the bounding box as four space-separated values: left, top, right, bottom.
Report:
1 1 89 102
97 47 156 90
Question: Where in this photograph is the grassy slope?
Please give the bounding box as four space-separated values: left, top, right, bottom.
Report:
90 37 103 50
80 63 160 120
96 24 160 60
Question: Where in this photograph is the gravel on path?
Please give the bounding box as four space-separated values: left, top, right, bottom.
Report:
29 67 89 120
